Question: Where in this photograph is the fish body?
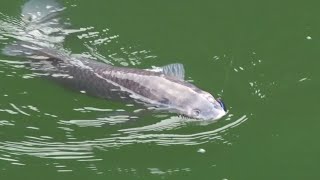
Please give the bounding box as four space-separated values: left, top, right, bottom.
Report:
1 0 227 120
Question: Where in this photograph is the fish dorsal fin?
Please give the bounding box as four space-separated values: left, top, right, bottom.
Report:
161 63 185 80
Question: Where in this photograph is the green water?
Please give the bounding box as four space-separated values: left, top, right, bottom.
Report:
0 0 319 179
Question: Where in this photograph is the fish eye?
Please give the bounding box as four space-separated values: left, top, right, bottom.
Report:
192 109 201 117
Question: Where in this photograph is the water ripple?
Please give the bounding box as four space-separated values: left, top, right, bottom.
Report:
0 115 247 162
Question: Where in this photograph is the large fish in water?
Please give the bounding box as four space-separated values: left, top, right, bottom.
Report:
1 0 227 120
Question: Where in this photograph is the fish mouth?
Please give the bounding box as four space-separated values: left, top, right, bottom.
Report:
216 98 227 112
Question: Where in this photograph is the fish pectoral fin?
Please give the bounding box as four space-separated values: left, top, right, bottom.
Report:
161 63 185 80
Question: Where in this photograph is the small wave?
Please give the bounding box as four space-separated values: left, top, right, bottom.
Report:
0 114 247 162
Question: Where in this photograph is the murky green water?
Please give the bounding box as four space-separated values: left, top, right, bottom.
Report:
0 0 319 179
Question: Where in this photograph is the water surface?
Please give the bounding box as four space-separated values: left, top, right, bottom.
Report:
0 0 319 179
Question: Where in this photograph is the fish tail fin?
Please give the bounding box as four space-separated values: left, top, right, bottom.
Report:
2 0 67 58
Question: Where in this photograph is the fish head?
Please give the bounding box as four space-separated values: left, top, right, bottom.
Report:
179 91 227 121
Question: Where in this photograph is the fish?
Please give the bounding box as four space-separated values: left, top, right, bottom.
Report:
1 0 227 121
